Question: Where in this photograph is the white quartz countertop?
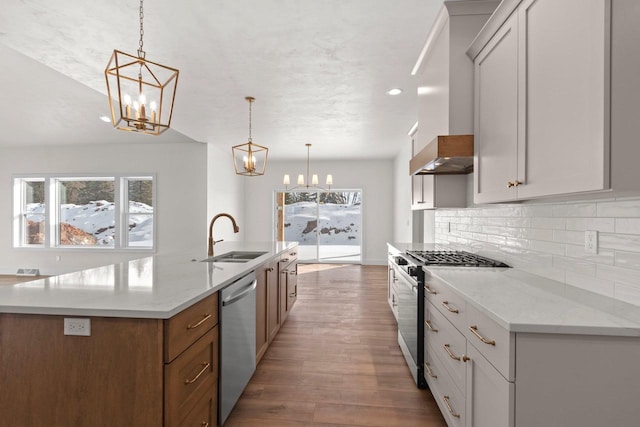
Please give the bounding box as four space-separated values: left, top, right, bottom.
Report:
388 242 640 337
0 241 297 319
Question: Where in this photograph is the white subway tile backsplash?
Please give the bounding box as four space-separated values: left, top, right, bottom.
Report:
565 217 615 232
552 230 584 245
565 244 615 265
599 233 640 252
614 251 640 270
597 199 640 217
529 240 566 256
552 255 596 276
552 203 597 217
615 218 640 235
530 217 566 230
436 197 640 307
596 264 640 289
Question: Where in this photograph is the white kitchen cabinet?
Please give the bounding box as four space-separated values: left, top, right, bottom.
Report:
473 12 519 204
465 344 514 427
470 0 629 203
423 270 640 427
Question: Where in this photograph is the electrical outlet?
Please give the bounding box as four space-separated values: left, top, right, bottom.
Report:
64 318 91 336
585 230 598 254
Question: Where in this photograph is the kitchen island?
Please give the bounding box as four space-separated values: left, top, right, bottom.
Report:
0 241 297 427
389 242 640 427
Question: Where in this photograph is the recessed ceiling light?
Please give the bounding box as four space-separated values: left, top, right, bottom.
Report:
386 88 403 96
99 116 111 123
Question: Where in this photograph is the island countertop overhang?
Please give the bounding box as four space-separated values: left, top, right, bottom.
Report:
0 241 297 319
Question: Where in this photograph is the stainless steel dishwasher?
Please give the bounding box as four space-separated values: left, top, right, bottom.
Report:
219 271 257 425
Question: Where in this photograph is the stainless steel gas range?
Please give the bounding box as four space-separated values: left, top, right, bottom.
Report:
390 250 509 388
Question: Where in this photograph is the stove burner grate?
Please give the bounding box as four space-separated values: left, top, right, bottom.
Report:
406 250 509 267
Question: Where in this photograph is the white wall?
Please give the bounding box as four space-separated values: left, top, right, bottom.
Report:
436 196 640 307
393 141 413 242
244 158 394 265
207 143 245 243
0 142 207 275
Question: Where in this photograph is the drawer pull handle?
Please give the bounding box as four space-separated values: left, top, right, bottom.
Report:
469 325 496 346
281 258 290 263
444 344 469 362
425 320 438 332
201 422 209 427
441 301 459 314
187 314 212 330
443 395 461 418
289 292 297 297
424 284 438 295
289 271 296 275
267 267 274 272
185 362 211 384
425 362 437 378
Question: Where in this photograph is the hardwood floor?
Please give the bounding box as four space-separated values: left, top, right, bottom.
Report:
225 264 447 427
0 275 48 286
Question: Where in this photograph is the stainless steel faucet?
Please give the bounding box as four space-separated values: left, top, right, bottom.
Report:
208 213 240 256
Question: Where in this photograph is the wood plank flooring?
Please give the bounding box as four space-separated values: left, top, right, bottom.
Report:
0 275 48 286
225 264 447 427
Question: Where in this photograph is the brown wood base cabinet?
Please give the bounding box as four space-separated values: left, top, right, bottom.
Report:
0 292 219 427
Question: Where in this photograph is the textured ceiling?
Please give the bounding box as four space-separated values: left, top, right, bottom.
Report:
0 0 444 159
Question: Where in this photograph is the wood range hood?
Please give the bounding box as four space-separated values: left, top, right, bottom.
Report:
409 134 474 175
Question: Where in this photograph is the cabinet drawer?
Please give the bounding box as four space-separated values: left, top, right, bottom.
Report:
178 382 217 427
464 303 514 381
165 293 218 362
426 300 467 393
165 327 218 427
425 273 467 332
427 339 466 427
280 247 298 264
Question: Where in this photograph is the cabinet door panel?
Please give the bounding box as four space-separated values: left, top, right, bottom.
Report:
517 0 609 199
474 13 519 204
466 344 514 427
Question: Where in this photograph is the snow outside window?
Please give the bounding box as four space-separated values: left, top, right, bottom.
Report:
13 178 46 247
13 175 155 251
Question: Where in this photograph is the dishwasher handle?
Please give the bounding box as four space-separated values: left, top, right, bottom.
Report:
222 280 257 306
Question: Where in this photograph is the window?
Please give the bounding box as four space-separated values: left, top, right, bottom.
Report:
13 175 155 250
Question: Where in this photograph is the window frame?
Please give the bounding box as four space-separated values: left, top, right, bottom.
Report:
12 173 157 252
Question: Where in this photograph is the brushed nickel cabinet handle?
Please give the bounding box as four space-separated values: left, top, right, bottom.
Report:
507 180 522 188
289 271 296 275
425 362 437 378
184 362 210 384
424 284 438 295
187 314 212 330
425 320 438 333
441 301 459 314
443 396 460 418
281 258 290 263
469 325 496 346
267 267 274 272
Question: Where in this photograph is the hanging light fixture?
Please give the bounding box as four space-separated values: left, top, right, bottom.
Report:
104 0 179 136
232 97 268 176
283 144 333 191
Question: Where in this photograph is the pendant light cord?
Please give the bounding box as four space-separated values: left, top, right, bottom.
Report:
248 98 252 142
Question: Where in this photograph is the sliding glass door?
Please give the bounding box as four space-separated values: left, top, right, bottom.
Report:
276 190 362 263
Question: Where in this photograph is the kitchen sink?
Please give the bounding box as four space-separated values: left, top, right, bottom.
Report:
201 251 268 263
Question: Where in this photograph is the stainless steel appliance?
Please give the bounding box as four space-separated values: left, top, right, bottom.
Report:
219 272 257 425
393 250 508 388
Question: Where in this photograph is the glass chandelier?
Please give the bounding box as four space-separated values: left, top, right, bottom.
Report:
232 97 268 176
283 144 333 191
104 0 179 136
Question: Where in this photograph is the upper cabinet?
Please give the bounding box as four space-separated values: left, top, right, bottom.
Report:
469 0 640 203
410 1 498 209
